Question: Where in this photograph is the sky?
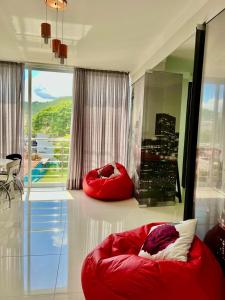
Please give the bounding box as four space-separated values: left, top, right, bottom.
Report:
25 70 225 110
25 69 73 102
202 83 224 112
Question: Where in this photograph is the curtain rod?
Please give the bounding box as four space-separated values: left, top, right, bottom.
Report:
76 67 129 75
0 60 23 65
0 59 129 74
0 59 73 71
26 62 73 73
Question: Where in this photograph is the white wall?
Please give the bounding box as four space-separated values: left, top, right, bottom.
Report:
130 0 225 84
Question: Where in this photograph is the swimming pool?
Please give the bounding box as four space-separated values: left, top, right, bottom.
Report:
24 161 59 183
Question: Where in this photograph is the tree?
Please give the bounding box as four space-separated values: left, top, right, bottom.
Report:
32 100 72 137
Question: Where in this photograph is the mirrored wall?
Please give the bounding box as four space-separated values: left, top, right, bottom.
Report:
194 10 225 240
129 34 195 209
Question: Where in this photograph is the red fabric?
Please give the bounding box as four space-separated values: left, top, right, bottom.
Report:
83 163 133 200
99 164 115 178
82 223 225 300
142 224 179 255
204 224 225 275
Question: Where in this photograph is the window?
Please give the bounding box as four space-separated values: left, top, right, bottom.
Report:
24 67 73 187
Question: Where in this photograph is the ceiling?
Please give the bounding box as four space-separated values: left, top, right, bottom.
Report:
0 0 223 75
171 35 195 61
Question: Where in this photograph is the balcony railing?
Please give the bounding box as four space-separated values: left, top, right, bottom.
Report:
24 137 70 184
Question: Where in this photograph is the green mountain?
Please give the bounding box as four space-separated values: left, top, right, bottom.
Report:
24 96 72 115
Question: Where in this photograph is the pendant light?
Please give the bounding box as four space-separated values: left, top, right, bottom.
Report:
41 1 51 44
59 44 68 64
41 0 68 63
52 1 61 57
46 0 67 10
58 8 68 64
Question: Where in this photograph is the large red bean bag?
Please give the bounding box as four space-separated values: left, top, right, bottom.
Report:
83 163 133 200
81 223 225 300
204 223 225 275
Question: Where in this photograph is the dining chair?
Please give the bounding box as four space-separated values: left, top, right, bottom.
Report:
6 154 22 169
0 160 22 207
6 153 23 192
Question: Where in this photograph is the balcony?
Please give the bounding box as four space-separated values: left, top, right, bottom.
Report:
24 137 70 185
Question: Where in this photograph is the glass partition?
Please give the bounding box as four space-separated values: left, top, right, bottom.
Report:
194 11 225 240
129 35 195 209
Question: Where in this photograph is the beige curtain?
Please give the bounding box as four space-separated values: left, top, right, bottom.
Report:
0 62 24 158
67 68 130 189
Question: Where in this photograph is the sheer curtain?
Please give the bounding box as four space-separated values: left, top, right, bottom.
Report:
0 62 24 158
67 68 130 189
195 80 225 237
193 9 225 242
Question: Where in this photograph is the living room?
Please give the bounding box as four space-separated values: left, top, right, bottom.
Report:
0 1 225 300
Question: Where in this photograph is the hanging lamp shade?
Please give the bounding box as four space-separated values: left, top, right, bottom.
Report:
46 0 67 10
52 39 61 57
41 22 51 44
41 0 69 63
58 43 68 64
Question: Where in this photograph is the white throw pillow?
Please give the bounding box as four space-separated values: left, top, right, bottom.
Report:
139 219 197 262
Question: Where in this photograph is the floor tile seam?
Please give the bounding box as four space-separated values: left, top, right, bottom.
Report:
0 253 61 258
23 229 65 233
53 291 85 299
53 200 68 296
0 291 55 298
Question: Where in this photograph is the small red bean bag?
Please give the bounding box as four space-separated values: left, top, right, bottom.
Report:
81 223 225 300
83 163 133 200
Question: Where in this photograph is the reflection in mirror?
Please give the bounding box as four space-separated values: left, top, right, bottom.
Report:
129 34 195 209
194 11 225 249
153 34 195 196
23 200 68 294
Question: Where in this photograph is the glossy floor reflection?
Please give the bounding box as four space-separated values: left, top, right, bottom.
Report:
0 189 184 300
195 187 225 240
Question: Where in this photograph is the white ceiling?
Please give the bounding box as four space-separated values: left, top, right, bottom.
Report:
0 0 224 76
171 36 195 61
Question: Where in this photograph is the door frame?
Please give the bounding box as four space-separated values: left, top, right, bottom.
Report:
183 24 206 220
24 64 73 188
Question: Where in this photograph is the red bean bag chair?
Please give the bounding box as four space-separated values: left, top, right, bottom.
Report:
204 223 225 275
83 163 133 200
81 223 225 300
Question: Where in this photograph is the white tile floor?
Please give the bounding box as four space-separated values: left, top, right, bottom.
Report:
0 189 184 300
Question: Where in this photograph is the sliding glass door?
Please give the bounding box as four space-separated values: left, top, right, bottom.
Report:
24 67 73 187
194 11 225 239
